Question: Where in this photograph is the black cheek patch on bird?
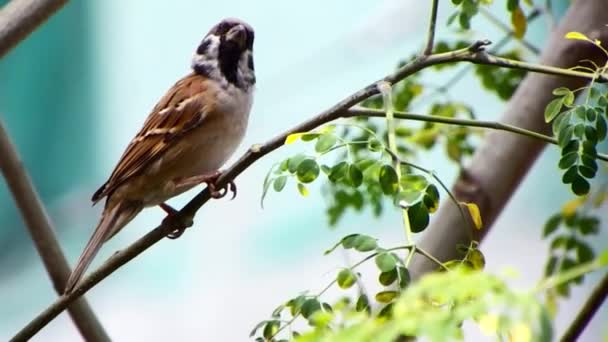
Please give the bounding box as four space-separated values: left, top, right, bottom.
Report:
247 54 254 71
218 37 242 85
197 39 212 55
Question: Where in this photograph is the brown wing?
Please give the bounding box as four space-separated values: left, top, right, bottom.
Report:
92 73 215 203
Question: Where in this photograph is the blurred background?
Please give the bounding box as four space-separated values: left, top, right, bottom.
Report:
0 0 605 340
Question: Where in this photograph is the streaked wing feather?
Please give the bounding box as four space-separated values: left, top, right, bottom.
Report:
92 73 213 202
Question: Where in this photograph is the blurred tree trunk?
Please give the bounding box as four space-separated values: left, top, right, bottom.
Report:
410 0 608 276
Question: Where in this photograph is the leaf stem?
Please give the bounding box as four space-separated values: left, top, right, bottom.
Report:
379 82 413 245
346 108 608 163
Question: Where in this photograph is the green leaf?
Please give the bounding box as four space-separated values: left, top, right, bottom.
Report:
545 256 558 276
348 164 363 188
300 133 320 142
571 176 590 196
300 298 321 319
558 125 574 148
341 234 359 249
263 320 280 340
507 0 518 11
315 134 337 153
337 269 356 289
558 152 578 169
353 235 378 252
379 268 398 286
273 176 287 192
355 159 376 171
297 183 309 197
458 12 471 30
375 252 397 272
578 217 599 235
544 98 564 122
287 154 307 173
328 161 349 182
596 116 607 141
375 291 398 303
250 321 267 338
552 87 571 96
424 184 440 213
562 166 578 184
398 267 411 289
296 159 320 183
466 248 486 270
576 242 594 263
584 126 597 142
586 107 597 121
543 214 562 237
510 6 526 38
379 164 399 195
408 202 430 233
308 310 333 328
356 294 369 312
368 138 384 152
286 296 306 316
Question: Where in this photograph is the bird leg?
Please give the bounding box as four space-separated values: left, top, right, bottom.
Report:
159 203 190 239
173 170 237 199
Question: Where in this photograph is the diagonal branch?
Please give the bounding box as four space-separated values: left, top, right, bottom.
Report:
561 273 608 341
0 119 109 341
11 40 607 340
0 0 69 58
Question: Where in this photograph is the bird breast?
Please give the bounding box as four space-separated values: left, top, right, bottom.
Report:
185 83 253 177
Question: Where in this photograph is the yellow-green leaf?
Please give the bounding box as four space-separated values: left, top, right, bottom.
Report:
464 202 483 230
285 133 304 144
510 323 532 342
511 7 527 39
561 197 585 217
565 31 591 42
297 183 309 197
478 314 499 335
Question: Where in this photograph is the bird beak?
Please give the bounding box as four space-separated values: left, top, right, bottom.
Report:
226 24 247 49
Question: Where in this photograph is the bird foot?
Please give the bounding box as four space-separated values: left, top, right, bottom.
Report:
173 171 237 200
159 203 193 239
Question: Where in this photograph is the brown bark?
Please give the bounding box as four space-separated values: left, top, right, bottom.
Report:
410 0 608 276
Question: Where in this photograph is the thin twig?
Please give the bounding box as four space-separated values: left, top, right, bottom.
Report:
345 108 608 162
412 8 542 109
560 273 608 342
423 0 439 56
0 0 69 58
12 40 607 340
480 7 541 55
0 119 109 341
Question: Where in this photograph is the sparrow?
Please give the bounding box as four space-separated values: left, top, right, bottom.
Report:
65 18 256 293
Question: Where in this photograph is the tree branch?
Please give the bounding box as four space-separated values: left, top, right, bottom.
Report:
410 0 608 278
0 0 69 58
561 273 608 342
346 107 608 162
423 0 439 56
0 119 109 341
413 8 542 109
12 36 608 340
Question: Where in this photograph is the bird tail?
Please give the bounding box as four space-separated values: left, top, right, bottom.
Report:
64 202 141 293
